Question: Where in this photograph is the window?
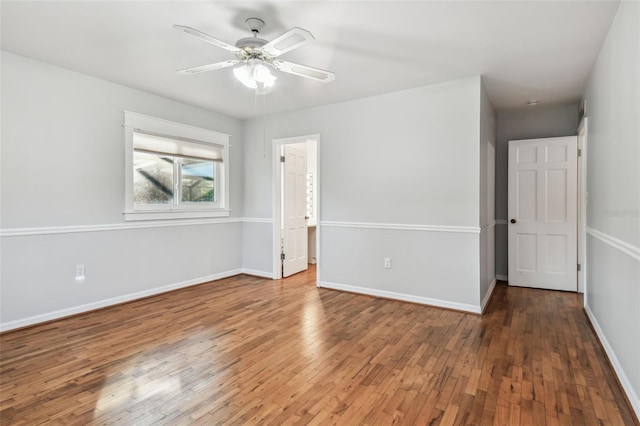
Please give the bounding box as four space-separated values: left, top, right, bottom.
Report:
124 112 230 221
132 132 221 207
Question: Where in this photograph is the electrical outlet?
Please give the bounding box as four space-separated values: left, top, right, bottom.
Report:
384 258 391 269
75 264 85 281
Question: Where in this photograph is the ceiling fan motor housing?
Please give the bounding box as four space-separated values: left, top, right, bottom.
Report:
235 17 272 61
235 37 268 49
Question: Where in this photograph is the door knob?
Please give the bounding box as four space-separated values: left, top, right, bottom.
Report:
510 219 517 224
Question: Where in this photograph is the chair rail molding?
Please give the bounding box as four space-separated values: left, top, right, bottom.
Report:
586 227 640 261
320 221 481 234
0 217 277 238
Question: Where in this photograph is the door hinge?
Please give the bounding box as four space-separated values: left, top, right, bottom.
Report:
281 253 285 261
577 149 582 157
280 155 285 163
577 263 581 272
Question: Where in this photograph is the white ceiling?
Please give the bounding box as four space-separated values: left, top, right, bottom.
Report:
1 1 619 119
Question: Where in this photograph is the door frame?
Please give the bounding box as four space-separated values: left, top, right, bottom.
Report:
577 118 588 295
272 134 321 285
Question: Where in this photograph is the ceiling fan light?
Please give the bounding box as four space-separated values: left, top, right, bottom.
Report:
233 64 257 89
253 63 276 86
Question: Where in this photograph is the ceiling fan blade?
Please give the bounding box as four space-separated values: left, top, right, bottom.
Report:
178 60 240 75
262 27 314 57
173 25 240 53
273 60 335 83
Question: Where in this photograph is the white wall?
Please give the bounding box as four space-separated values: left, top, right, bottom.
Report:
582 1 640 417
243 76 486 311
0 51 245 330
494 104 579 278
479 81 496 308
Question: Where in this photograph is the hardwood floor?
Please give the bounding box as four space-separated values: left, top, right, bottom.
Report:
1 267 637 425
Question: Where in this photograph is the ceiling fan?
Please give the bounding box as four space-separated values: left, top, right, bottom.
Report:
174 18 335 94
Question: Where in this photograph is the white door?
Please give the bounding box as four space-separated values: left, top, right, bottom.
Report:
282 144 308 277
508 136 578 291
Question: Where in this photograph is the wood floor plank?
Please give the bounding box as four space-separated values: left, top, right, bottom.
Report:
1 269 637 425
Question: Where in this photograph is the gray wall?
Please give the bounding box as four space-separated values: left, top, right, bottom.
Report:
582 1 640 416
243 76 488 311
479 82 496 306
495 103 579 278
0 51 245 329
0 54 498 323
244 78 482 225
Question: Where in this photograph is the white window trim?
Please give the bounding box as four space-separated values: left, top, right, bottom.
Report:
123 111 230 221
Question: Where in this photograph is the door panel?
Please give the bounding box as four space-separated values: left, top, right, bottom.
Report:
546 169 567 221
282 144 308 277
508 137 577 291
517 170 537 220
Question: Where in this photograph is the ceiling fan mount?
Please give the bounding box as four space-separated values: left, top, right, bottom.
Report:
244 17 265 34
235 18 269 51
173 17 335 92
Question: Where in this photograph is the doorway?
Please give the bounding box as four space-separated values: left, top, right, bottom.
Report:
507 136 578 291
272 135 320 284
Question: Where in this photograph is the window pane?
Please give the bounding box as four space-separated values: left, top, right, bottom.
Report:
180 158 215 203
133 151 174 205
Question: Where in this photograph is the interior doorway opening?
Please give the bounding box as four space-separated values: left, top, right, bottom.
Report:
272 135 320 285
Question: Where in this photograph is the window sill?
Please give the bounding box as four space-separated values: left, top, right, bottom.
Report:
124 209 230 221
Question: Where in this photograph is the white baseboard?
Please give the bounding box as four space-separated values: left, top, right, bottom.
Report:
584 304 640 418
0 269 244 332
496 274 508 282
319 281 481 314
241 268 275 279
481 278 497 313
